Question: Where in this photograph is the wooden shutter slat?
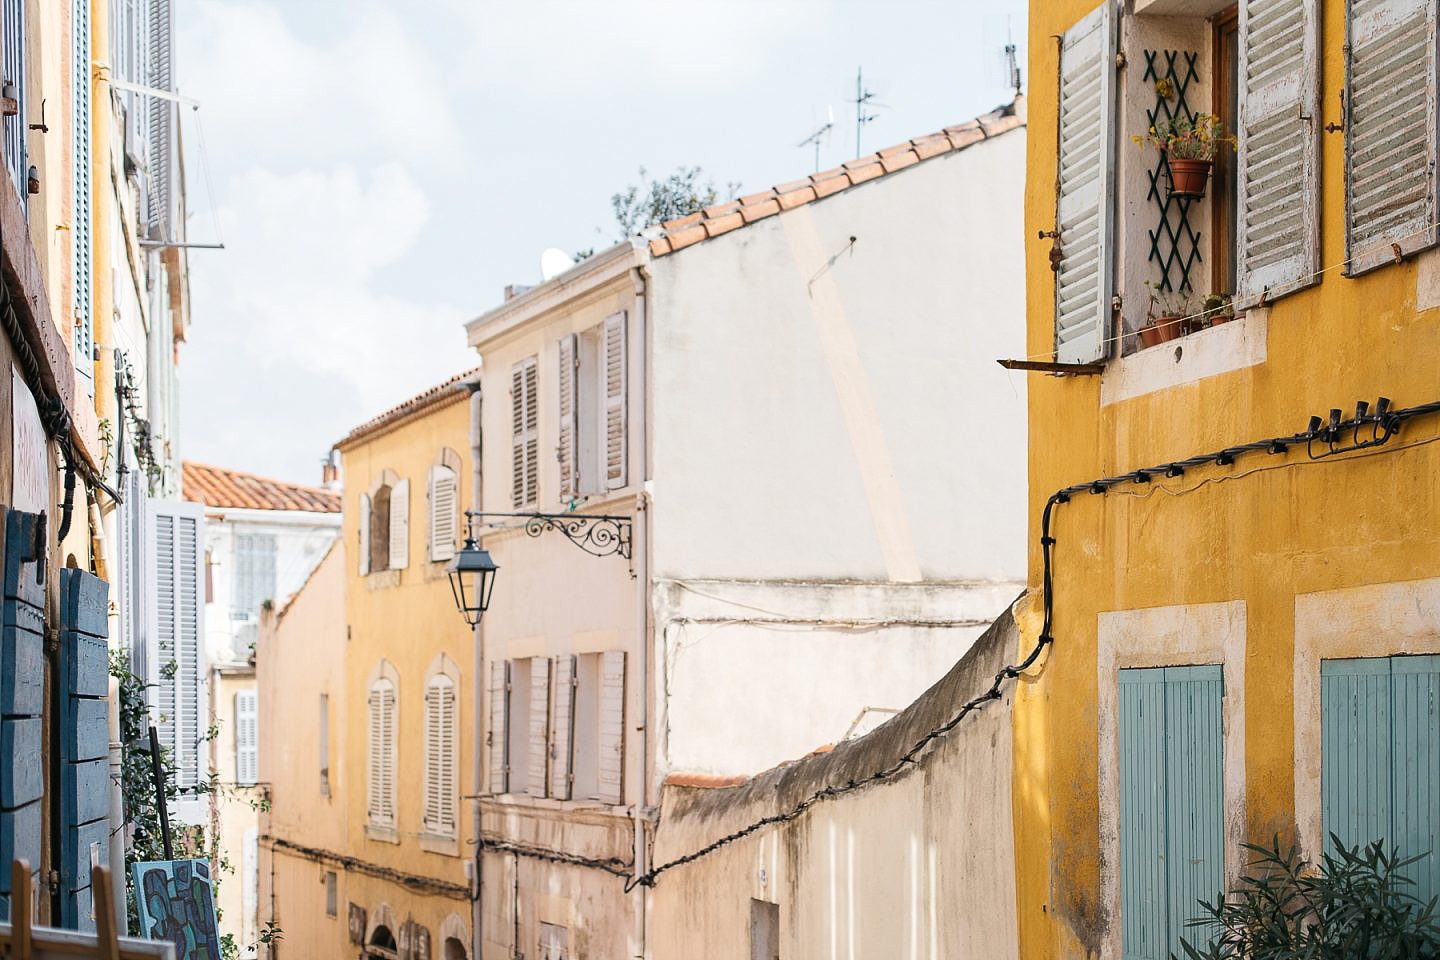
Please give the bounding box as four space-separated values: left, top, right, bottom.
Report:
550 656 576 801
1344 0 1438 274
1236 0 1320 307
1052 3 1115 364
597 650 626 805
557 334 578 501
489 660 509 794
603 314 628 488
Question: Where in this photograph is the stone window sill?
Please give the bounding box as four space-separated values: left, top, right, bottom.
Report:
420 832 459 857
1102 308 1267 407
365 823 399 844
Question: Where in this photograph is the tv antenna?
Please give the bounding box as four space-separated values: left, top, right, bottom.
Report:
853 67 882 155
1003 20 1022 96
798 105 834 173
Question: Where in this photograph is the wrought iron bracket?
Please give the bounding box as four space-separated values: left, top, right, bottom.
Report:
467 511 632 560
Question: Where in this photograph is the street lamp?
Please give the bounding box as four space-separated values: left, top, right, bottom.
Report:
447 532 499 628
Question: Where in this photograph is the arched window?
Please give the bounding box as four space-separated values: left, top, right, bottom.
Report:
423 673 457 837
367 666 398 831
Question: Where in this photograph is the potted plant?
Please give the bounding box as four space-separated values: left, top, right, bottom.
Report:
1132 113 1235 198
1137 281 1187 348
1194 292 1234 331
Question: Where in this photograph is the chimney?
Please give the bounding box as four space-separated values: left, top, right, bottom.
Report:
321 452 341 490
504 283 533 302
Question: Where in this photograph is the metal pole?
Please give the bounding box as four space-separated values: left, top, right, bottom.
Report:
147 725 173 861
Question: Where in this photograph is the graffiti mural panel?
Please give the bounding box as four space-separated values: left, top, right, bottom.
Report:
131 859 222 960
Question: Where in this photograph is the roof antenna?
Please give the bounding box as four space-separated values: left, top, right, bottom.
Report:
798 105 834 174
853 67 882 156
1003 19 1022 96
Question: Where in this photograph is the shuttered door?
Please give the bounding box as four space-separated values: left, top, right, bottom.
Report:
1344 0 1439 275
1119 665 1224 960
358 493 372 576
597 651 626 805
235 690 258 786
149 500 205 795
428 465 458 563
368 679 396 825
489 660 509 794
2 0 26 204
72 0 94 393
550 656 576 800
424 677 456 835
1053 3 1115 365
528 657 551 798
1236 0 1321 307
1322 655 1440 906
388 479 409 570
603 314 628 489
511 358 539 508
557 334 579 501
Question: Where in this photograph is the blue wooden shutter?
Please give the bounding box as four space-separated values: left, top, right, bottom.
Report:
1120 665 1225 960
1391 656 1440 905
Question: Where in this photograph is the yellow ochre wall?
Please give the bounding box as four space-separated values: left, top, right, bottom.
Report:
1018 2 1440 958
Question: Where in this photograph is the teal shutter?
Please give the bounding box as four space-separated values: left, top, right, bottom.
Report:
1323 655 1440 906
1120 665 1225 960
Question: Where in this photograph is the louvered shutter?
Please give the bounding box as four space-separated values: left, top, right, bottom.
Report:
2 0 27 205
424 677 456 835
235 690 258 786
488 660 509 794
368 679 396 825
358 493 371 576
1236 0 1321 307
144 0 173 239
1053 3 1116 364
428 465 458 563
72 0 94 393
388 479 409 570
550 655 576 800
597 651 626 804
557 334 579 501
148 500 206 803
511 358 539 508
1343 0 1439 275
603 314 628 488
528 657 551 798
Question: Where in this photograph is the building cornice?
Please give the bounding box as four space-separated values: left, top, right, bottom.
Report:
465 242 640 350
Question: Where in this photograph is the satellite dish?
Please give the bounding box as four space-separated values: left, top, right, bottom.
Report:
540 248 571 281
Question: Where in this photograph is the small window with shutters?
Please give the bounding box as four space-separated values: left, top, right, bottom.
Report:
423 674 458 837
1053 3 1117 365
325 871 337 919
1342 0 1438 276
511 357 539 509
235 689 258 787
428 455 460 563
367 668 398 833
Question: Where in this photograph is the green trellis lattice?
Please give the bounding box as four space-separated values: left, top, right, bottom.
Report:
1144 49 1204 294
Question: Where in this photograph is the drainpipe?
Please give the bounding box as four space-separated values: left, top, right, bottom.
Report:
464 373 484 960
629 264 651 960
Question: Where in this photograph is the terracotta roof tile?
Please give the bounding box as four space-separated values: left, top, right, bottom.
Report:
648 97 1025 257
183 461 341 513
337 368 480 449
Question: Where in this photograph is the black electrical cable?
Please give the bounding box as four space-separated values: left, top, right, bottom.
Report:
55 454 76 542
267 835 471 901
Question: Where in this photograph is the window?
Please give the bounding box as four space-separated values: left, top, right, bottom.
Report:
428 457 459 563
1321 655 1439 905
539 922 569 960
1118 665 1223 960
233 532 277 650
423 675 458 836
1342 0 1438 275
319 693 330 796
511 357 539 508
1211 8 1239 296
359 475 408 575
367 674 397 829
235 690 258 786
749 899 780 960
325 871 337 918
567 651 626 804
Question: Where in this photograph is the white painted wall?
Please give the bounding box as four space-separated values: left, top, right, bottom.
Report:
203 508 341 665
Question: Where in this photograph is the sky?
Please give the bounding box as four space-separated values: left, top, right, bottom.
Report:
177 0 1029 485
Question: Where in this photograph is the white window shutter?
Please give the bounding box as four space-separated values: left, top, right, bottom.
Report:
511 358 539 508
428 465 458 563
358 493 371 576
489 660 510 794
557 333 579 501
235 690 258 786
368 679 396 825
1236 0 1321 307
602 314 628 488
597 650 626 805
549 655 576 801
145 0 174 238
147 499 206 795
388 479 409 570
1053 2 1116 365
424 677 456 835
528 657 551 798
1344 0 1438 275
72 0 94 394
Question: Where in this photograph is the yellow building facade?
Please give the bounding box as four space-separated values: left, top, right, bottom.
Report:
259 375 479 960
1017 1 1440 958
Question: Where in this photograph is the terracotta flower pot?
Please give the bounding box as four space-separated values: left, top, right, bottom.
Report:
1168 157 1213 198
1138 315 1184 349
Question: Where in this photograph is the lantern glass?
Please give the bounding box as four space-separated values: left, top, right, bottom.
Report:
447 541 498 627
